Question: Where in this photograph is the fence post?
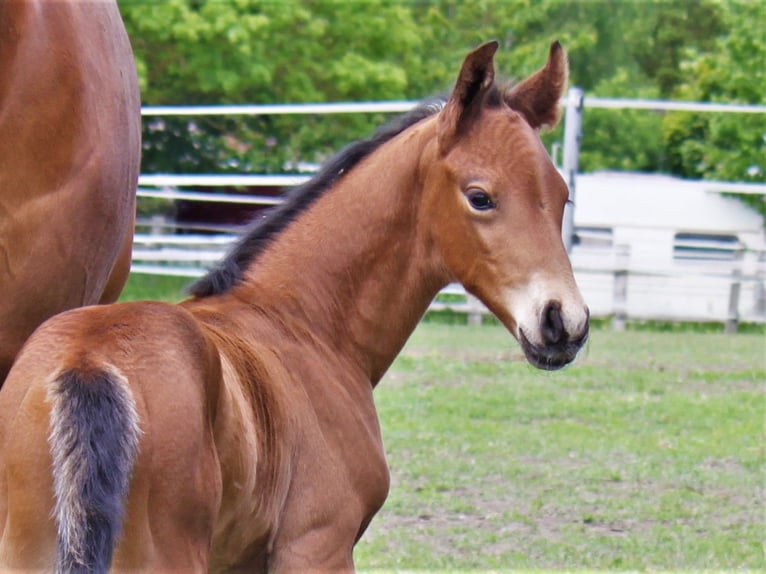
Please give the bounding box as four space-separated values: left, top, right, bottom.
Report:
725 249 744 334
562 87 584 253
612 244 630 332
466 293 483 326
150 214 167 235
754 249 766 320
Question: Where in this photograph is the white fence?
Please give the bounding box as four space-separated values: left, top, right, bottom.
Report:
131 229 765 331
571 243 763 332
132 200 766 331
133 97 766 330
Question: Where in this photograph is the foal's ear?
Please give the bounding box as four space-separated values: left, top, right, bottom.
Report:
438 40 499 155
505 41 568 130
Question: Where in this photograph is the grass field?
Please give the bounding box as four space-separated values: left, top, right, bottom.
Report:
119 274 765 571
356 323 764 571
120 272 192 302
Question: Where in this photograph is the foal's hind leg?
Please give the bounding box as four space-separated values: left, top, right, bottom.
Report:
266 470 366 573
102 315 224 571
110 365 223 573
0 383 58 568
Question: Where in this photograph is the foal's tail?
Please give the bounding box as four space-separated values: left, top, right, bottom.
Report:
47 366 141 574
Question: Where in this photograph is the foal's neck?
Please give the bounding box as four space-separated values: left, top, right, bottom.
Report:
239 118 446 385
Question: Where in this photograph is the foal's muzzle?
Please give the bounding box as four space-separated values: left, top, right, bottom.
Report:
519 301 589 370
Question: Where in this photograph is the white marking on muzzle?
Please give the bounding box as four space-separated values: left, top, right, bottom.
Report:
504 273 589 347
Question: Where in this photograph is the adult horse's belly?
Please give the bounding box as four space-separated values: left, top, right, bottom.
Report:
0 0 141 382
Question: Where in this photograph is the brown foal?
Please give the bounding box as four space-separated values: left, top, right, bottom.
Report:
0 41 588 572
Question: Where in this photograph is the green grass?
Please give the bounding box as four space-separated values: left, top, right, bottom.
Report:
356 323 765 571
119 273 764 570
119 272 192 302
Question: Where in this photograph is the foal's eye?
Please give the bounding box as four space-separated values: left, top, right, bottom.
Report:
466 189 496 211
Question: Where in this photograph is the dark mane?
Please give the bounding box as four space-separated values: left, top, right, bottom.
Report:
188 97 447 298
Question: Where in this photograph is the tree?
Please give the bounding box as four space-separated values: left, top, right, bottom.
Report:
662 0 766 215
626 0 724 97
118 0 764 220
119 0 426 173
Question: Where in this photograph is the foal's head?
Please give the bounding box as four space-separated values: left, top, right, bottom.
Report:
422 41 589 369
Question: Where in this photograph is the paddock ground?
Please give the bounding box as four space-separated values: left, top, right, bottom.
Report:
356 323 764 571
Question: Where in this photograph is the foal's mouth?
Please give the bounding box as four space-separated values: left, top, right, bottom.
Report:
518 329 588 371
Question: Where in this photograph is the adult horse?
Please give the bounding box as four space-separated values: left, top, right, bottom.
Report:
0 41 588 572
0 0 140 382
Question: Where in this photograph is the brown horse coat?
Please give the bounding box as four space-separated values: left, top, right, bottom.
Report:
0 0 140 381
0 42 588 572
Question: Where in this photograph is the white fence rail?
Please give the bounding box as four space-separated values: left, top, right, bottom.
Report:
131 231 766 330
141 98 766 117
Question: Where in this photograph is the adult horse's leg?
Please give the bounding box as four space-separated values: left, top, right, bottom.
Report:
98 217 137 305
0 210 135 382
0 0 140 384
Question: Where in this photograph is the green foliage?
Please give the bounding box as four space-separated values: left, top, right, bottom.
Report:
659 0 766 216
122 0 423 103
579 71 665 172
120 0 426 173
120 0 764 210
624 0 725 97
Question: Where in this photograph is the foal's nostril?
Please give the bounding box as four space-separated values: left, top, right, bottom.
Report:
541 301 566 346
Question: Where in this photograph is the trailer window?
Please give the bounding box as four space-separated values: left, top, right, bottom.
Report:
574 227 613 248
673 233 741 261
